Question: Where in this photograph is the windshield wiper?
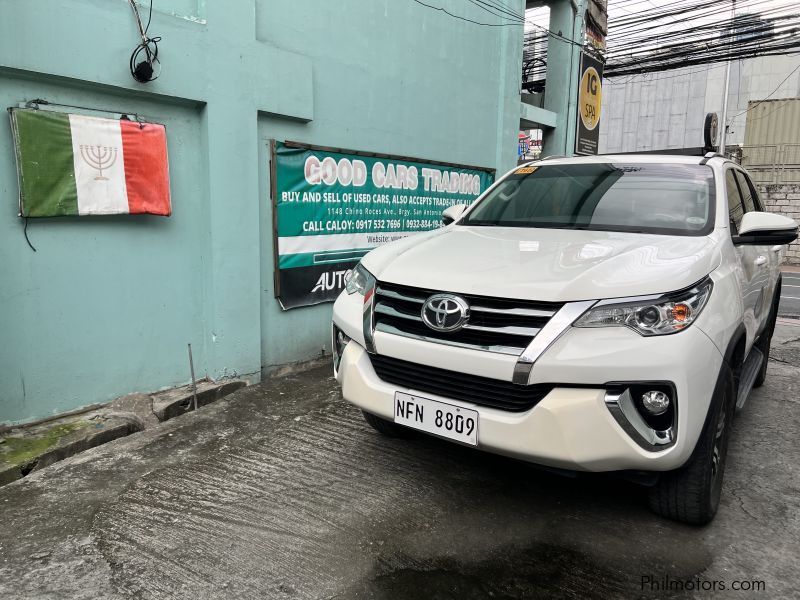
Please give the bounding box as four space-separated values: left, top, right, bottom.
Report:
463 220 502 227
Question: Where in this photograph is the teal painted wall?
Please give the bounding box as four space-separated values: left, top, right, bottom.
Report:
256 1 525 369
0 0 524 424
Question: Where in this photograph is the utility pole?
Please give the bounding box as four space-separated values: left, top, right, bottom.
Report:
719 0 736 155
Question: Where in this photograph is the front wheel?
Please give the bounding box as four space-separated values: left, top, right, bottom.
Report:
649 367 735 525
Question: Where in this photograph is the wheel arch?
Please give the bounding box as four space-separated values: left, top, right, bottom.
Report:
687 324 745 463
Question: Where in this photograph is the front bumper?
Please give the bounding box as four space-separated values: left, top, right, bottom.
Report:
333 291 724 473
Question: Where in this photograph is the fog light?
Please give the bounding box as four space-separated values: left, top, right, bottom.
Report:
332 326 351 372
641 390 670 415
336 330 350 353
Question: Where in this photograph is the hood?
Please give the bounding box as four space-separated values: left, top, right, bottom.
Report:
361 226 722 302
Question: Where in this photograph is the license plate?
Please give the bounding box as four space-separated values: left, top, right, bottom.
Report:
394 392 478 446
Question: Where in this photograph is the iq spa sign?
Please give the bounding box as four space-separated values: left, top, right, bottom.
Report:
272 141 494 309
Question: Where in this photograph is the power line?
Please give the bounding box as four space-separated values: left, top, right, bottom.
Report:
409 0 523 27
598 0 800 76
727 62 800 121
604 62 723 85
410 0 585 47
742 96 798 123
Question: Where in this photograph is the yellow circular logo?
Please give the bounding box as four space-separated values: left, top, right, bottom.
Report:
579 66 602 131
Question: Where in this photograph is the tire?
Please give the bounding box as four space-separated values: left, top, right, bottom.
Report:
649 367 735 525
362 410 413 437
754 280 781 388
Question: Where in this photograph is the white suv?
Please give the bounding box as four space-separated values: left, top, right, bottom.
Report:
331 154 798 524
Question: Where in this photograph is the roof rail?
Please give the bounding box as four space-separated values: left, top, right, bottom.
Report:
538 154 568 161
700 151 724 165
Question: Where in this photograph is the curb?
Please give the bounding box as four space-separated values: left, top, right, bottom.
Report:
0 415 140 487
152 380 248 422
0 379 248 488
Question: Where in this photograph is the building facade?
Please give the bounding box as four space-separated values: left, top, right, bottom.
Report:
0 0 527 424
599 55 800 153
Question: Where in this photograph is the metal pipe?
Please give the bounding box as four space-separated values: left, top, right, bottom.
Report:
188 343 198 411
719 0 736 155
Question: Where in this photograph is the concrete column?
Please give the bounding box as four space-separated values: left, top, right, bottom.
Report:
542 0 586 157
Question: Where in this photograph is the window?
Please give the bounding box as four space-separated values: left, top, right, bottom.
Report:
734 170 762 212
726 170 745 233
461 163 715 236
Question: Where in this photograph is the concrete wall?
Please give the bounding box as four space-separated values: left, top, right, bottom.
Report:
600 56 800 153
254 1 524 370
0 0 525 424
601 65 718 153
759 184 800 265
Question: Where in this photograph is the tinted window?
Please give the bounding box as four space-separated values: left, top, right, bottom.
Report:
726 170 745 232
735 170 761 212
462 163 715 236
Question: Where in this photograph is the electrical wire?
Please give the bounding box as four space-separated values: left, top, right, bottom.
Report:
522 0 800 85
604 62 722 85
727 62 800 121
409 0 585 48
23 217 36 252
409 0 523 27
602 0 800 77
741 96 798 123
128 0 161 83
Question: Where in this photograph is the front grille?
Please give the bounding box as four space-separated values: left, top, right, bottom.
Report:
373 281 563 355
370 354 553 412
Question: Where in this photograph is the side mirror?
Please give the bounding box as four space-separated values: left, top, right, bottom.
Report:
442 204 467 226
734 212 799 245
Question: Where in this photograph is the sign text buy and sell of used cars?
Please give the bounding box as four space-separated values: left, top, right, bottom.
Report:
273 141 494 309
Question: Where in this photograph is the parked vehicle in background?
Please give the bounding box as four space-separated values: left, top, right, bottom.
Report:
332 153 798 525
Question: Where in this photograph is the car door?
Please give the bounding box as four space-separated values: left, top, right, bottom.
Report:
725 168 761 352
734 169 775 333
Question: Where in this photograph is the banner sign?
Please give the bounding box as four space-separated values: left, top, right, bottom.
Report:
575 52 604 156
10 108 171 217
273 141 494 309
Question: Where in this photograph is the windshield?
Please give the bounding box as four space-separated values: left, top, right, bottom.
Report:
462 163 715 236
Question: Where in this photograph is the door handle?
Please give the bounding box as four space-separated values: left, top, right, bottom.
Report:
754 256 767 267
771 245 783 253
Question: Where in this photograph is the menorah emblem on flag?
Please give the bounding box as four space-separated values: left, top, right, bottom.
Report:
79 144 118 181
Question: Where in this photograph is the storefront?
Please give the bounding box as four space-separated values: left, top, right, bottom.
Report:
0 0 524 423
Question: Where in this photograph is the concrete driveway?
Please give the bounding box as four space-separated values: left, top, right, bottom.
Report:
2 324 800 600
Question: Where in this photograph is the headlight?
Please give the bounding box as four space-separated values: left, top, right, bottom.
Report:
344 263 375 295
574 278 713 336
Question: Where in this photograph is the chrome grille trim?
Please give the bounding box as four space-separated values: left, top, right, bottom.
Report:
374 323 524 355
462 323 541 337
375 286 425 304
362 277 377 354
373 303 538 337
374 302 422 321
470 305 557 318
511 300 596 384
372 281 563 356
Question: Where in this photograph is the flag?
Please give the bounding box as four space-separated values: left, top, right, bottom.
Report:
10 108 171 217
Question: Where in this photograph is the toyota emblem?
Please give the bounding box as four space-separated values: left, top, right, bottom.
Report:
421 294 470 332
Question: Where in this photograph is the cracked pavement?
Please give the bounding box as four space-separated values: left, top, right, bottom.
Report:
1 324 800 599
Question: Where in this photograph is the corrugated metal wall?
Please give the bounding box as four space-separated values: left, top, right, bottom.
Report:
744 98 800 146
742 98 800 185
